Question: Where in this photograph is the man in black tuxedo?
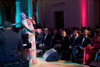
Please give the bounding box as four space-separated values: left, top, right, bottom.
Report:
0 21 23 63
77 29 91 63
79 29 91 49
40 28 51 52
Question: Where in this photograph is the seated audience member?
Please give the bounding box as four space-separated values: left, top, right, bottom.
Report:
50 29 62 56
95 49 100 62
60 30 70 61
83 31 100 64
39 28 51 52
78 29 83 38
77 29 91 63
36 29 43 49
0 21 23 63
88 30 94 39
80 29 91 48
50 29 61 48
69 30 81 62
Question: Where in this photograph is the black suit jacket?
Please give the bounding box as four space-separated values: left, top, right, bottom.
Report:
42 34 51 47
51 34 61 48
60 36 70 50
70 36 81 48
80 36 91 48
0 29 23 62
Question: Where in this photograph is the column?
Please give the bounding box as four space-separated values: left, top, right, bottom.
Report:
15 1 21 28
0 9 1 24
28 0 32 18
36 0 39 24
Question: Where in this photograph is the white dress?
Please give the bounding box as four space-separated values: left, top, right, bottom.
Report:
22 19 37 64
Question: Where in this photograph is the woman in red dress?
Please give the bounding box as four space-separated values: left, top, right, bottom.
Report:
83 31 100 64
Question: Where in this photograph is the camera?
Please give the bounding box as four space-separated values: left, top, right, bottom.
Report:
21 34 31 49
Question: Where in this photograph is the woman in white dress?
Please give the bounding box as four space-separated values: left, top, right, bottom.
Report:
20 13 37 64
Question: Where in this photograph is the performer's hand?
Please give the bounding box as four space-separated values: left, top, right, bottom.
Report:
35 29 41 33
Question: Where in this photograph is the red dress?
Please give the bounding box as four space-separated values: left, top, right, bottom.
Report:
83 37 100 64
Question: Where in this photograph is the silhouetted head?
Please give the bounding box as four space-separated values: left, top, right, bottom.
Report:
3 21 12 30
3 21 12 28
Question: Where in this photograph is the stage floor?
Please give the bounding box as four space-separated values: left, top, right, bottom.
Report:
31 57 89 67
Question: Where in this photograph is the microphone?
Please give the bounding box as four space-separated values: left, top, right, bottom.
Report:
28 17 36 24
11 23 20 26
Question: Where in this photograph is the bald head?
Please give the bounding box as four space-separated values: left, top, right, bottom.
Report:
83 29 89 37
44 28 49 34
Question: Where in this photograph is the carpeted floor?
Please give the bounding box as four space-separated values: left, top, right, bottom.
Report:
31 57 89 67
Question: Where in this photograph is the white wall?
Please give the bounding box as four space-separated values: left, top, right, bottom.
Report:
38 0 44 27
87 0 94 28
38 0 94 28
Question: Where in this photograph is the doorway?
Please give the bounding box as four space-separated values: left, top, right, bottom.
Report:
55 11 64 29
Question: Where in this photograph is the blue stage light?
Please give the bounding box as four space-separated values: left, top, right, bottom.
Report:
0 9 1 24
28 0 32 18
15 2 21 28
36 1 39 24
